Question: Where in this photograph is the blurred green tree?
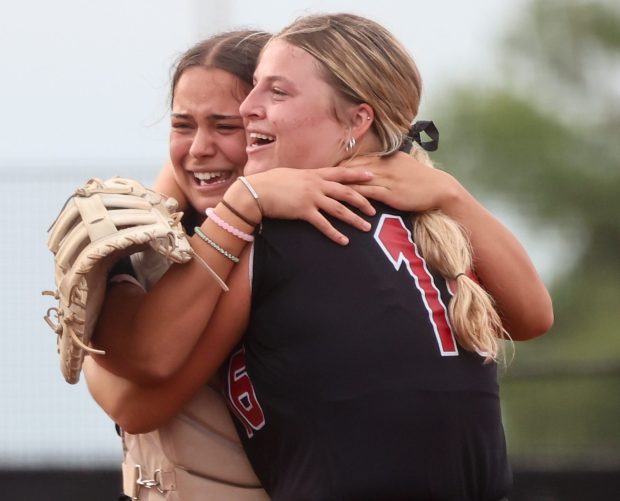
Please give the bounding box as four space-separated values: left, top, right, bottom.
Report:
433 0 620 465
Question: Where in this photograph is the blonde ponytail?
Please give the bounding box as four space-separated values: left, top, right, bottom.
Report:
275 13 509 361
411 149 508 362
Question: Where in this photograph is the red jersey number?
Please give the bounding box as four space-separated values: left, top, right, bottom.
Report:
374 214 459 356
227 347 266 438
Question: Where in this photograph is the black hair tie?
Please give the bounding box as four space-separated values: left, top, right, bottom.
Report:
400 120 439 152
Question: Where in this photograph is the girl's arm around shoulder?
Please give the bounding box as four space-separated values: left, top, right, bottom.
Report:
91 193 256 383
88 160 193 382
346 152 553 340
85 251 252 433
440 180 554 340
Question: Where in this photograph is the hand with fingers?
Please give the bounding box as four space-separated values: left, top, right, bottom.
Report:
341 151 462 214
242 167 377 245
340 151 553 341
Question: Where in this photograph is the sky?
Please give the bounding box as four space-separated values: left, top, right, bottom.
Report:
0 0 527 172
0 0 532 467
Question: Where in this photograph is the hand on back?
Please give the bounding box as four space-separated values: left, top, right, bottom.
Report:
245 167 376 245
342 152 462 214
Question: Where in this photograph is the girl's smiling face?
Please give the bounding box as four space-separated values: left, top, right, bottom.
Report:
240 41 350 175
169 67 248 213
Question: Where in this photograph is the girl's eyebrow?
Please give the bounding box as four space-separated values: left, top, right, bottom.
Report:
254 75 299 93
171 112 242 120
209 114 243 120
255 75 296 89
170 112 191 120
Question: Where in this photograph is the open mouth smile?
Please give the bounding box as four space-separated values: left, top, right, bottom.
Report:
193 171 234 187
248 132 276 148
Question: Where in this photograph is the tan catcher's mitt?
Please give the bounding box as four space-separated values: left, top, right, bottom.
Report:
43 177 193 384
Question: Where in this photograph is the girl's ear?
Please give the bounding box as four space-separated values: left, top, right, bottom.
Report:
350 103 375 139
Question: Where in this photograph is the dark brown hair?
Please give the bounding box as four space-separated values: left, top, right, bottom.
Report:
170 30 271 107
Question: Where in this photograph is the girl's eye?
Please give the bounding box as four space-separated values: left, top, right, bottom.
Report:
271 87 286 97
171 122 192 130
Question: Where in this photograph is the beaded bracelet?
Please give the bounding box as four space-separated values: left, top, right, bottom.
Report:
194 226 240 263
221 199 259 227
237 176 264 217
205 208 254 242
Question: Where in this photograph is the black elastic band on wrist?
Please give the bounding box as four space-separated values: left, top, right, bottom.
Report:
221 199 259 227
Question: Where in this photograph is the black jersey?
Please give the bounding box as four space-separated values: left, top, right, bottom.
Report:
224 205 511 501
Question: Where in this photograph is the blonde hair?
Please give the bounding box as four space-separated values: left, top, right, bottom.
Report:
275 14 506 361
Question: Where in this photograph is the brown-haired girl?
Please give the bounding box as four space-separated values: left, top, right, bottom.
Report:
88 15 552 500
